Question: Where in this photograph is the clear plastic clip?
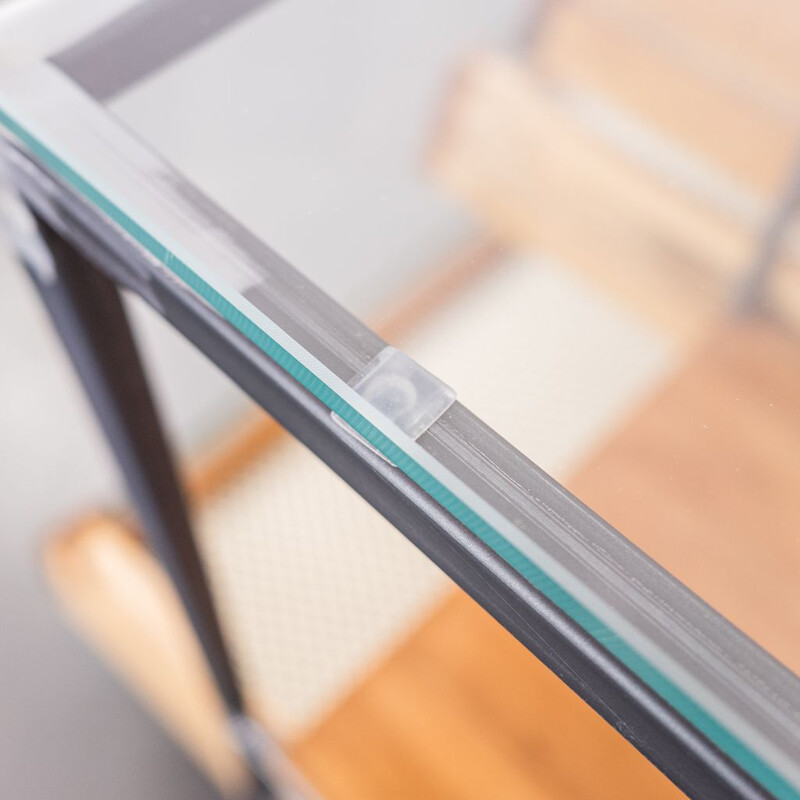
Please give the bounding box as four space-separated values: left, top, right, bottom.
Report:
335 347 456 459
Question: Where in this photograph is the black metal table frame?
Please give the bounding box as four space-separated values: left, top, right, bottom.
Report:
1 140 781 800
2 2 800 798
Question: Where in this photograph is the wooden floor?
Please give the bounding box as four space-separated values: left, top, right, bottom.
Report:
570 319 800 674
292 591 683 800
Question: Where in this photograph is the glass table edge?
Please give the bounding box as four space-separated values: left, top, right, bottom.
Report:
0 60 798 799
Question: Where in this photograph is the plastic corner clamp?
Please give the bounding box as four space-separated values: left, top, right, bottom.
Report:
335 346 456 461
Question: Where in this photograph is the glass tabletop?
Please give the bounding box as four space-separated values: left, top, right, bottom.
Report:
1 1 799 797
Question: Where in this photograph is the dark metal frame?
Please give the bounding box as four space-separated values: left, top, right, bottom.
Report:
21 210 283 800
0 1 798 795
733 148 800 315
5 137 782 800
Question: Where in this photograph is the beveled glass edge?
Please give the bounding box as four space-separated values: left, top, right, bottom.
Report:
0 60 798 798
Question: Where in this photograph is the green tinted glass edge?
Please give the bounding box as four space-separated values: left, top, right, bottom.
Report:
1 105 796 800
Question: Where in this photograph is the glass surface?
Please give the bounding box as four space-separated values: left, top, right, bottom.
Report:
2 1 800 797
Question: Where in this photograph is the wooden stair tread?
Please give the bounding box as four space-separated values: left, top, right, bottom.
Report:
431 54 800 340
569 0 800 112
43 516 249 794
536 0 800 194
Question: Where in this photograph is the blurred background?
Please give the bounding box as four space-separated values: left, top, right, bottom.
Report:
1 0 799 798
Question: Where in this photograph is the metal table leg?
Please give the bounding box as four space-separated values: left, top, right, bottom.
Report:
18 211 282 799
734 148 800 315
